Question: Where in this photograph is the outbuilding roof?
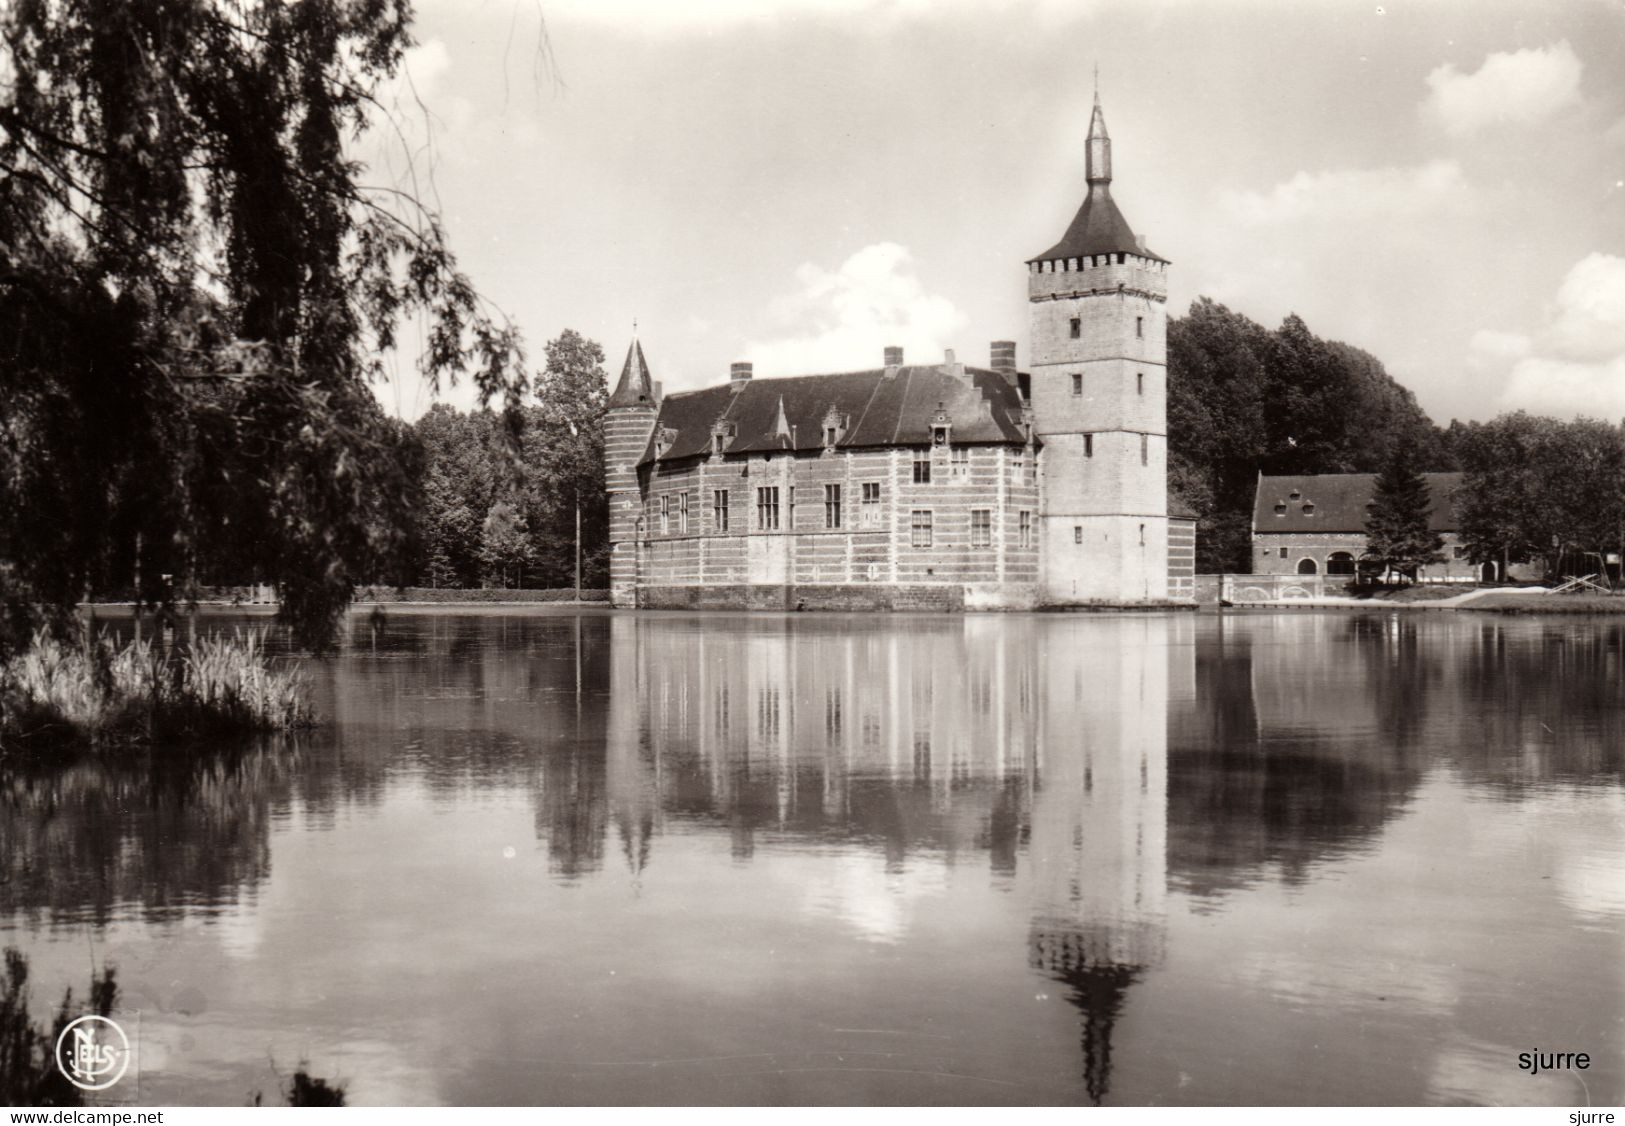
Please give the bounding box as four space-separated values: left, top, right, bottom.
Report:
1253 473 1465 535
638 362 1030 466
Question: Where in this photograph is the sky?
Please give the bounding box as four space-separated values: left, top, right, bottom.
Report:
363 0 1625 427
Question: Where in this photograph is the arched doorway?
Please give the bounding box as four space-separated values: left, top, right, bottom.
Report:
1481 561 1498 583
1326 551 1356 576
1296 557 1318 575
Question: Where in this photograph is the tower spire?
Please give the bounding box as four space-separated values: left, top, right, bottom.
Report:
1086 82 1112 187
608 336 655 408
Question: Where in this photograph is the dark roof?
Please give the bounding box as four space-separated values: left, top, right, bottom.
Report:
1252 473 1465 534
639 363 1030 466
608 339 655 409
1029 185 1166 265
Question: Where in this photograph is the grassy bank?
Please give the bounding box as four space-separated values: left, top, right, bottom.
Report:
1463 593 1625 613
0 629 312 751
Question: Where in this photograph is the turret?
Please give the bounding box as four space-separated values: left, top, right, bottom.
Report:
605 337 660 608
1027 88 1171 604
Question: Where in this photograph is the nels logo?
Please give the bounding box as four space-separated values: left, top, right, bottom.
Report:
55 1015 131 1092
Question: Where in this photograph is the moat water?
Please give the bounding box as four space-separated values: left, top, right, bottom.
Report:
3 609 1622 1106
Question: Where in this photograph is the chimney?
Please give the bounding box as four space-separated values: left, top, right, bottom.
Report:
730 361 752 390
991 340 1017 378
944 348 956 365
942 347 964 378
883 345 904 366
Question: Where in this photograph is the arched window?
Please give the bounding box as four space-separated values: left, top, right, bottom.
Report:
1297 557 1319 575
1327 551 1356 575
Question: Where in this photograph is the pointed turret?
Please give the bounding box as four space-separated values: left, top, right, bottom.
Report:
606 334 661 607
609 338 656 408
1029 91 1163 265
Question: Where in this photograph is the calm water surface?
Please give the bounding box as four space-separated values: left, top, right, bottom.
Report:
3 609 1622 1106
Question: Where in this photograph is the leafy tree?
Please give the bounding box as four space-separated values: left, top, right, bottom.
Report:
1363 448 1445 581
479 499 532 589
522 330 609 589
0 0 527 652
414 404 500 587
1455 413 1625 578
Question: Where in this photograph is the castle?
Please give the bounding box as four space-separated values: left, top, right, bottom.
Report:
605 93 1195 611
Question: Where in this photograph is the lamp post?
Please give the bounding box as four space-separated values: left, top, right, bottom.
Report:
568 419 581 602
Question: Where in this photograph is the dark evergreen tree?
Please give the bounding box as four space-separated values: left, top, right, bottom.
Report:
1364 449 1446 581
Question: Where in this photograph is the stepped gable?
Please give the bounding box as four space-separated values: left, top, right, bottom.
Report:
1253 472 1465 534
638 363 1029 467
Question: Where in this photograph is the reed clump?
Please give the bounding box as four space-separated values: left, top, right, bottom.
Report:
0 628 312 750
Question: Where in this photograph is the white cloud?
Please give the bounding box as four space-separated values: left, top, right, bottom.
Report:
1467 328 1531 372
1492 253 1625 417
1218 160 1471 226
1422 41 1582 137
743 242 966 375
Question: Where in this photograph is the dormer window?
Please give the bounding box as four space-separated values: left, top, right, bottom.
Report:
1302 503 1315 515
709 418 737 456
1273 503 1286 516
655 426 679 458
821 406 849 450
1288 490 1302 501
930 402 951 448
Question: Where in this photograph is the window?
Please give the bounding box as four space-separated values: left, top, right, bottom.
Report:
1279 546 1288 560
971 509 992 548
1302 503 1315 515
1140 433 1148 466
1019 510 1033 548
1136 316 1144 339
1328 551 1357 575
824 483 842 529
911 509 933 548
679 491 689 534
1297 558 1318 576
660 494 670 534
1074 526 1083 544
1070 317 1081 339
714 489 729 532
1084 434 1094 458
756 486 779 530
1071 373 1083 396
1453 545 1467 560
1013 453 1024 476
913 453 931 483
1137 372 1144 396
1139 523 1145 546
861 482 881 527
952 448 969 478
1273 503 1287 516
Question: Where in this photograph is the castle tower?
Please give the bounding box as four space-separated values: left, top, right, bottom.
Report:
1028 90 1170 603
605 337 659 608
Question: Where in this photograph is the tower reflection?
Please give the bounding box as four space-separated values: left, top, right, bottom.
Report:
605 612 1185 1104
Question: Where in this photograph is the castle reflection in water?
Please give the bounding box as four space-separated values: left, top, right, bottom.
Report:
600 614 1176 1105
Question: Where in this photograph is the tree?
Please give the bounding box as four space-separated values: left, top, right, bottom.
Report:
479 499 532 589
522 330 609 589
0 1 528 652
1363 448 1445 582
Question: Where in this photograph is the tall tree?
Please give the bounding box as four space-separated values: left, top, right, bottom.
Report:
523 330 609 588
0 0 528 651
1363 448 1445 581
